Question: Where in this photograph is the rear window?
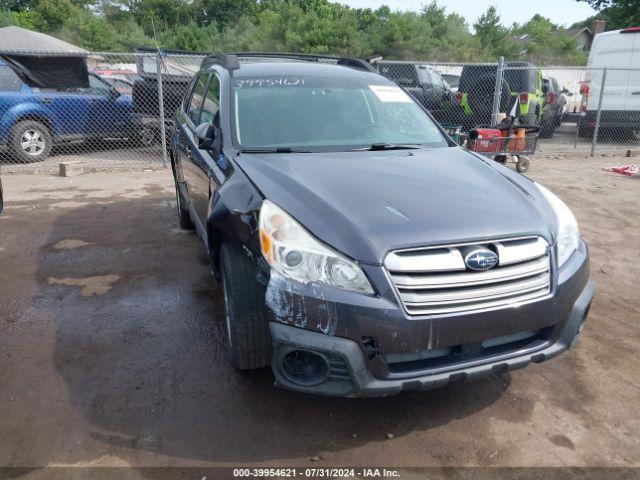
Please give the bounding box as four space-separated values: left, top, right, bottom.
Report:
379 64 419 88
460 64 537 93
0 65 23 92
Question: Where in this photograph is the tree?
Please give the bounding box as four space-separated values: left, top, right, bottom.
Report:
515 14 587 64
0 0 34 11
32 0 74 32
191 0 256 31
576 0 640 30
474 6 512 58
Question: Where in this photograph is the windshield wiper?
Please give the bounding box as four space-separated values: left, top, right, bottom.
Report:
239 147 311 154
352 143 423 151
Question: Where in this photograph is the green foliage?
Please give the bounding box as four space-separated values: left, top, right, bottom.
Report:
474 6 515 59
577 0 640 30
513 14 589 65
0 8 36 28
0 0 598 64
33 0 73 32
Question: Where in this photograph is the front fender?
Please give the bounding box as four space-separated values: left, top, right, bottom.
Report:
206 160 264 278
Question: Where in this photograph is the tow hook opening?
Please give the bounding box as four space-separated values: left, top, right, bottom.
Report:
281 349 329 387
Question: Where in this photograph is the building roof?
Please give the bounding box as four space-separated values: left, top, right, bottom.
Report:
0 26 87 54
564 27 592 38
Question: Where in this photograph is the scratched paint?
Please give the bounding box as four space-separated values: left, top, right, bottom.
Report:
265 270 338 335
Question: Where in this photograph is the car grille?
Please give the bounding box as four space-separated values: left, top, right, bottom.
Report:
384 236 551 316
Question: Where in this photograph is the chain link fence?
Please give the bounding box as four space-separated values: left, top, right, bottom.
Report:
1 50 638 173
377 59 640 156
0 50 206 173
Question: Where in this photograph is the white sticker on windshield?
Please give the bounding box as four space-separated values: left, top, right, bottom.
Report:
369 85 412 103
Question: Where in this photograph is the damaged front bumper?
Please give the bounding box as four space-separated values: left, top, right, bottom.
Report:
267 243 594 397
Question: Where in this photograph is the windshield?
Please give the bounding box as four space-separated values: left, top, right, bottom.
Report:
231 75 448 151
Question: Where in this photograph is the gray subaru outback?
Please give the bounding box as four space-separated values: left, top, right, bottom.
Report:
170 53 594 397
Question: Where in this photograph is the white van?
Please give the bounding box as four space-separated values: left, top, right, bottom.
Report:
579 27 640 136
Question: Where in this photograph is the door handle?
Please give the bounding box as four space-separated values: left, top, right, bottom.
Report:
40 98 53 104
631 91 640 95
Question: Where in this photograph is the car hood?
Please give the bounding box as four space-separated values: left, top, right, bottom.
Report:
235 147 555 264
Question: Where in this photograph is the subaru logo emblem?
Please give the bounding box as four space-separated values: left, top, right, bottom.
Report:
464 248 498 271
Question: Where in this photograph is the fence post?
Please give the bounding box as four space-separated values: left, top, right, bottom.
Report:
156 51 168 168
491 56 505 127
590 67 607 157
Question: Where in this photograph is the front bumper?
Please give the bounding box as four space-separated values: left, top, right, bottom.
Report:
270 279 594 397
267 242 593 397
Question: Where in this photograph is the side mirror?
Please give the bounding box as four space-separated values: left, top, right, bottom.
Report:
109 88 120 99
195 122 217 150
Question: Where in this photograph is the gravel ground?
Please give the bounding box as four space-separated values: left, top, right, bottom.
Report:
0 151 638 478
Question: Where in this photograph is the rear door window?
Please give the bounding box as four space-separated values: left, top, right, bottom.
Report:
0 65 23 92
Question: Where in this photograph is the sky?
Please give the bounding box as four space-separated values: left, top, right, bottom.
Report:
341 0 597 29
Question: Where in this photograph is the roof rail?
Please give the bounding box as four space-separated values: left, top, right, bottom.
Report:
202 52 378 73
200 54 240 71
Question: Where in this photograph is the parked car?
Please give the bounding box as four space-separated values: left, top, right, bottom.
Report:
454 62 544 131
441 73 460 91
378 62 454 124
579 27 640 138
540 77 570 138
171 53 594 397
97 75 134 95
0 61 153 162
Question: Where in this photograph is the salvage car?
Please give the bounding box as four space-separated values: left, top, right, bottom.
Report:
378 62 454 125
540 76 570 138
0 61 153 162
579 27 640 138
454 62 544 131
171 53 594 397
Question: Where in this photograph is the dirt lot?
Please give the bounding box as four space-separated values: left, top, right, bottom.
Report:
0 152 639 477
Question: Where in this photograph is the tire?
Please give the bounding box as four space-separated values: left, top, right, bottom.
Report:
220 241 271 370
174 178 194 230
539 117 555 138
10 120 52 163
516 155 530 173
134 126 156 147
578 119 593 139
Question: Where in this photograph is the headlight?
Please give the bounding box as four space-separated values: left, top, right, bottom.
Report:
536 183 580 267
259 200 373 294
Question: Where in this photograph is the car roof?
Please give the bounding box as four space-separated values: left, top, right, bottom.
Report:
205 60 388 81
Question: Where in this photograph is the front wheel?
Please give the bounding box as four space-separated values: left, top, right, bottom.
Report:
220 241 271 370
516 155 530 173
134 126 156 147
10 120 52 163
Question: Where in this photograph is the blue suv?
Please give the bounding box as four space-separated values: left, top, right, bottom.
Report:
0 61 150 162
